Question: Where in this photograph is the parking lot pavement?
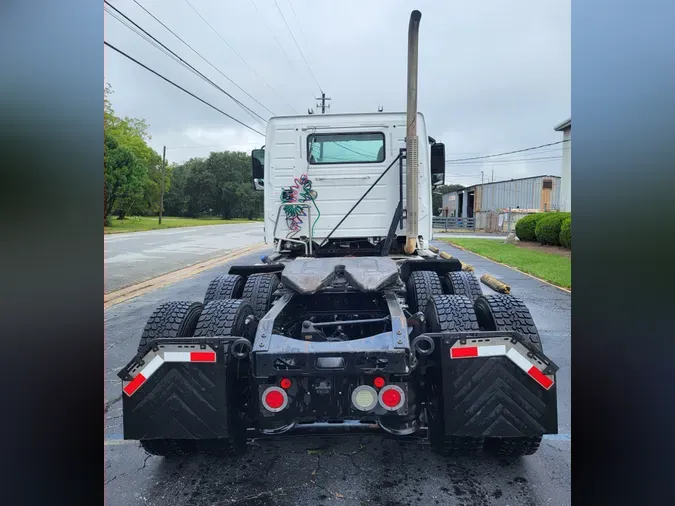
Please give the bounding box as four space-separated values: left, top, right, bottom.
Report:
104 245 570 506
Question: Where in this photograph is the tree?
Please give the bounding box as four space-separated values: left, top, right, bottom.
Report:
162 163 189 216
104 132 147 222
104 83 166 218
432 184 464 215
165 151 263 219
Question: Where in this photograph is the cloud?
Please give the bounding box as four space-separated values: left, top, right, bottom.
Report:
104 0 570 179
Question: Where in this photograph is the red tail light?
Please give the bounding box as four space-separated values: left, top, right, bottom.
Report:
261 386 288 412
280 377 292 389
373 376 386 389
378 385 405 411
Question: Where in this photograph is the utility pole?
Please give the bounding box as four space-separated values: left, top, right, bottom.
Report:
491 166 494 183
481 171 484 184
315 92 331 114
159 145 166 225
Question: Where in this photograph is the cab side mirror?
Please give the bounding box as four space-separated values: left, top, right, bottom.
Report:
430 142 445 186
251 148 264 191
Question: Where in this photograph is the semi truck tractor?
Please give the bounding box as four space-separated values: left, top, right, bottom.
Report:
117 9 558 458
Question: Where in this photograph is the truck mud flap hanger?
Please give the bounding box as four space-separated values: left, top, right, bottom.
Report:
118 337 250 397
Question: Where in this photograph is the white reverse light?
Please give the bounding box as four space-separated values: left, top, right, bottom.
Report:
351 385 378 411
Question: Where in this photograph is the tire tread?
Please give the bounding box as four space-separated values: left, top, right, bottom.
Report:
204 274 246 304
241 273 279 318
137 301 203 354
445 271 483 302
407 271 444 315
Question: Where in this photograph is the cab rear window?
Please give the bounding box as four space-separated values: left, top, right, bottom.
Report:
307 132 385 165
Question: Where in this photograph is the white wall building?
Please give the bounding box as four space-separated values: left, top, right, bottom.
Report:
554 118 571 212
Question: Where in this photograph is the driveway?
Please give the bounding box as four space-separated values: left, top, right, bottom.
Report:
104 242 570 506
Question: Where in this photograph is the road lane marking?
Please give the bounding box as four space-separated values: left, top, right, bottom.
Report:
104 242 267 309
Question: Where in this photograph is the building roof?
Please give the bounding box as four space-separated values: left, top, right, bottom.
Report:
554 118 571 131
447 174 560 193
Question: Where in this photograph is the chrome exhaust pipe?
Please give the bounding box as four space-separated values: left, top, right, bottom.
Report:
404 10 422 254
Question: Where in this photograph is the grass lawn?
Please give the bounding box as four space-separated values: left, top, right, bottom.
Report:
104 216 261 234
441 238 571 289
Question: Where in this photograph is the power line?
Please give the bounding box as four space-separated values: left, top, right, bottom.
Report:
132 0 276 117
104 41 265 136
104 2 267 124
167 143 260 150
105 6 265 126
285 0 309 51
246 0 306 88
445 140 570 162
445 145 570 158
272 0 322 93
182 0 299 113
447 155 562 165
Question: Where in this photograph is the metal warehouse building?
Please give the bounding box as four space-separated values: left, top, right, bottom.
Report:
444 175 561 218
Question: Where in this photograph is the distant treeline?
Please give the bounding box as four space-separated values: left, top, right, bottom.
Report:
104 83 262 224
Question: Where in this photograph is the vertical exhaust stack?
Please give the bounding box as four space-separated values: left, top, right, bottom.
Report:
404 10 422 255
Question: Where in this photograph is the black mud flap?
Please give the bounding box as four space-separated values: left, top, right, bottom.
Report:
436 331 559 437
117 337 245 441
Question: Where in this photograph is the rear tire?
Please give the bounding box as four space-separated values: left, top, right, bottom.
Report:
241 273 279 318
444 271 483 302
424 295 483 456
473 294 542 351
407 271 444 315
474 294 545 457
137 301 203 354
137 301 203 456
192 299 255 456
203 274 246 304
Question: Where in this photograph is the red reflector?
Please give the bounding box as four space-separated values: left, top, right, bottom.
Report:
280 378 292 389
450 347 478 358
373 376 385 389
381 388 401 408
265 390 285 409
190 351 216 362
528 366 554 390
123 373 146 396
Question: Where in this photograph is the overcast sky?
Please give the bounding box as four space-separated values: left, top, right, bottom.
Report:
104 0 570 187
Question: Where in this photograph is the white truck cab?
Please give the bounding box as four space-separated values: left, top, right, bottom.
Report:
251 112 446 253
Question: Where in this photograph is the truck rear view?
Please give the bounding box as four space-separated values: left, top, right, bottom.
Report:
117 9 559 459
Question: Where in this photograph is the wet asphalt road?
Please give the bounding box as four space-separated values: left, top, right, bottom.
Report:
104 222 265 293
104 241 570 506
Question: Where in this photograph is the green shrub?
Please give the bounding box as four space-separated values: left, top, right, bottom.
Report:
559 216 571 249
535 212 571 246
515 213 548 241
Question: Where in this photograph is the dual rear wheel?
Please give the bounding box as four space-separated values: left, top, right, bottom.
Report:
204 272 279 317
408 271 545 458
136 299 255 457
